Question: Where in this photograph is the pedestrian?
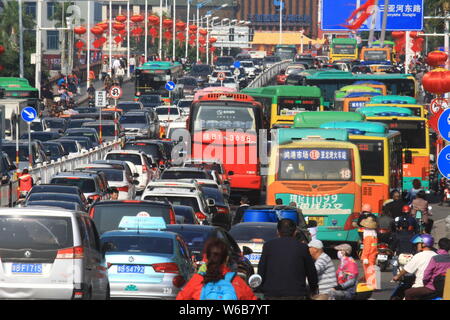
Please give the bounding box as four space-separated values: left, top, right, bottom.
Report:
232 195 250 225
406 179 422 204
115 65 125 87
101 60 109 80
393 234 437 292
355 203 374 241
411 190 433 234
129 55 136 74
359 214 379 289
403 238 450 300
176 238 257 300
109 187 119 200
328 244 359 300
383 190 407 220
308 239 337 296
18 168 34 198
258 219 318 300
112 57 121 76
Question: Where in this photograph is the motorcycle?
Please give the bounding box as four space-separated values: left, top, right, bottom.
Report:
442 186 450 206
390 253 415 300
376 242 394 271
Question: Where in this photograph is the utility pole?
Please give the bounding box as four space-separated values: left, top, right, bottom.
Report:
379 0 389 47
35 0 42 97
19 0 24 78
367 0 379 48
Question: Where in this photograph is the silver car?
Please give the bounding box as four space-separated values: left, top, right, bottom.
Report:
0 208 109 299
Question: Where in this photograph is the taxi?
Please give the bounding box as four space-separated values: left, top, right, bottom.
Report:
101 215 195 299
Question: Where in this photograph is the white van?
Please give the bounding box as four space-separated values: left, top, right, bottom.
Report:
0 208 109 299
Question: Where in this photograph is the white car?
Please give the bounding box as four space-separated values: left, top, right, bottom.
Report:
221 77 240 91
240 60 257 79
166 121 187 140
155 106 183 125
141 180 213 224
208 70 234 84
104 150 155 192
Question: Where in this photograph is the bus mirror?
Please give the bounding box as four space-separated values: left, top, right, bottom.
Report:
404 150 413 164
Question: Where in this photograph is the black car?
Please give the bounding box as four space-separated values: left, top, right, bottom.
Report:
25 192 87 212
165 224 254 280
19 131 62 142
63 136 94 150
26 184 88 206
138 94 163 109
42 141 69 161
65 128 100 147
42 117 67 133
117 101 144 113
25 200 84 211
215 56 235 69
177 77 199 97
53 139 82 154
189 64 213 87
200 186 231 230
173 205 199 224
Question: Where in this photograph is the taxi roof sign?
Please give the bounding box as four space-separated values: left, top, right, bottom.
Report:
118 216 167 231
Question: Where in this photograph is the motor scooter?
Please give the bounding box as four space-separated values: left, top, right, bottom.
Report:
376 242 394 271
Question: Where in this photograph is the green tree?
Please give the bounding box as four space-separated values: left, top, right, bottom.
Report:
424 0 448 51
0 0 36 83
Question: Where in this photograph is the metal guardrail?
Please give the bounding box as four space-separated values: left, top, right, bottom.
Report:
0 138 123 207
247 60 292 88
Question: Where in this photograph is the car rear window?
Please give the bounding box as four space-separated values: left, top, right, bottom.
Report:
169 229 208 248
57 141 77 153
92 204 171 234
106 153 142 166
101 236 173 255
0 215 73 250
124 143 161 160
144 196 200 213
89 169 123 182
229 224 278 242
161 170 209 180
51 177 96 193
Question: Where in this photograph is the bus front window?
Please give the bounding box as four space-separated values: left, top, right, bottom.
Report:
278 97 321 115
333 44 356 55
364 50 388 61
193 105 256 131
354 140 384 176
380 120 426 149
278 149 353 181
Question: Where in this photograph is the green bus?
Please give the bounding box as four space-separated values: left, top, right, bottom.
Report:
304 70 417 109
329 38 358 62
0 77 38 99
274 45 298 61
134 61 183 98
241 85 323 128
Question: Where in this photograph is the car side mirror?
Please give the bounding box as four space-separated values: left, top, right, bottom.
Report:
206 198 216 207
242 246 253 256
404 150 413 164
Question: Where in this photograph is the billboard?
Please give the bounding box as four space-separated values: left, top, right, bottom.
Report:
321 0 424 31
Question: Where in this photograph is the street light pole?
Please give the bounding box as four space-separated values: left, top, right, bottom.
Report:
206 15 209 64
172 0 176 60
196 5 200 62
87 2 91 88
279 0 283 45
19 0 24 78
127 0 130 78
35 0 42 97
145 0 148 59
159 0 163 59
109 0 112 72
185 0 190 59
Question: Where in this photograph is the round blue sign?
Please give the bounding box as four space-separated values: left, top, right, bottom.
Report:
21 107 37 123
234 61 241 69
165 81 176 91
438 108 450 142
437 145 450 178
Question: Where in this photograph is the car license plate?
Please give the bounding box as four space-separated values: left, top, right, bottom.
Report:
117 265 145 274
307 216 325 226
377 254 388 262
245 254 261 265
11 263 43 274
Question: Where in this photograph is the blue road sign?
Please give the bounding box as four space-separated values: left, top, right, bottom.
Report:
21 107 37 123
321 0 424 31
437 145 450 178
438 108 450 142
234 61 241 69
165 81 176 91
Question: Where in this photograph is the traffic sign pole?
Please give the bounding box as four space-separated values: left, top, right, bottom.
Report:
28 122 32 169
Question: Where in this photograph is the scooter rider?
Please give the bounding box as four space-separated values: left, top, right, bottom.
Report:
390 217 416 276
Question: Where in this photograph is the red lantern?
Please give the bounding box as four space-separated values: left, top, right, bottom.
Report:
391 31 405 39
0 45 4 55
209 37 217 44
131 14 144 23
99 36 107 44
74 26 87 35
163 31 172 40
411 37 424 53
422 68 450 95
199 29 207 36
93 39 102 48
410 31 418 38
149 27 158 38
116 15 127 23
426 51 449 67
149 15 160 26
209 46 216 53
113 22 125 31
97 22 109 30
199 36 206 45
189 25 198 32
176 21 186 31
188 39 195 46
163 19 173 28
114 35 123 44
75 40 84 49
176 32 185 41
131 27 143 36
199 46 206 53
91 26 104 35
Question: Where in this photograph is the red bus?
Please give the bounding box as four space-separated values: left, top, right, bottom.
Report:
188 93 265 202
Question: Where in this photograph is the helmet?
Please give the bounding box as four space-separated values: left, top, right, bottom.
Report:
395 216 410 229
411 234 434 248
402 205 411 213
362 203 372 213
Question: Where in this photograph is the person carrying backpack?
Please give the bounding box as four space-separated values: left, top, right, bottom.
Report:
176 239 257 300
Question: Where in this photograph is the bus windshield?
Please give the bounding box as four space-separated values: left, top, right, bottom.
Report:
376 120 426 149
353 140 384 176
333 44 356 55
193 105 256 131
278 148 353 181
278 97 321 115
364 50 388 61
136 74 165 90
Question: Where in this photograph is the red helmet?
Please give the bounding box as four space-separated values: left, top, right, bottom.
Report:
402 205 411 213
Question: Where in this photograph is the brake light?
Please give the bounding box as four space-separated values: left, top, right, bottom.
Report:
172 275 186 288
250 238 264 243
152 262 179 273
195 212 207 221
143 165 148 173
217 207 229 214
378 243 389 249
56 246 84 259
159 160 164 166
117 186 129 192
88 194 101 201
89 207 95 218
169 208 176 224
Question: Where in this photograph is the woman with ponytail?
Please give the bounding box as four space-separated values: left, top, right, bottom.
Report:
176 238 257 300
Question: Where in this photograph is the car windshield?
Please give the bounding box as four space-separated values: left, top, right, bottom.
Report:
43 119 65 129
120 115 147 124
68 120 94 129
364 50 388 61
93 204 171 234
124 143 161 160
161 170 210 180
229 224 278 242
178 78 197 86
50 177 96 193
0 216 73 250
56 141 77 153
144 195 200 212
66 137 92 149
201 187 224 204
118 103 141 112
223 78 236 84
286 67 304 75
101 236 173 255
27 193 80 203
2 145 32 162
241 62 254 68
377 120 426 149
216 57 234 66
156 108 180 115
30 122 43 131
173 207 195 224
89 169 123 182
167 229 208 250
193 105 257 130
43 143 62 155
352 140 384 176
66 131 96 142
26 201 78 210
106 153 142 166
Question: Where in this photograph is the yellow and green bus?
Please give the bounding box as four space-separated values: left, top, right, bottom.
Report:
330 38 358 62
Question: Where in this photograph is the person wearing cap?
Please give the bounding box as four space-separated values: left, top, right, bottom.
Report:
354 203 375 241
308 240 337 296
328 244 359 300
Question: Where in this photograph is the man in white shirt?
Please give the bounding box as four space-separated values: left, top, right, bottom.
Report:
112 58 121 76
129 55 136 75
392 234 437 288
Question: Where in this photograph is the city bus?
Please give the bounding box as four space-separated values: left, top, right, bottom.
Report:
359 46 394 63
356 106 430 192
0 77 42 112
241 85 323 129
188 93 265 202
333 85 381 111
343 92 382 112
135 61 183 98
304 70 417 108
369 95 417 105
274 45 298 61
365 103 427 118
267 128 362 244
353 80 387 95
329 38 358 62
